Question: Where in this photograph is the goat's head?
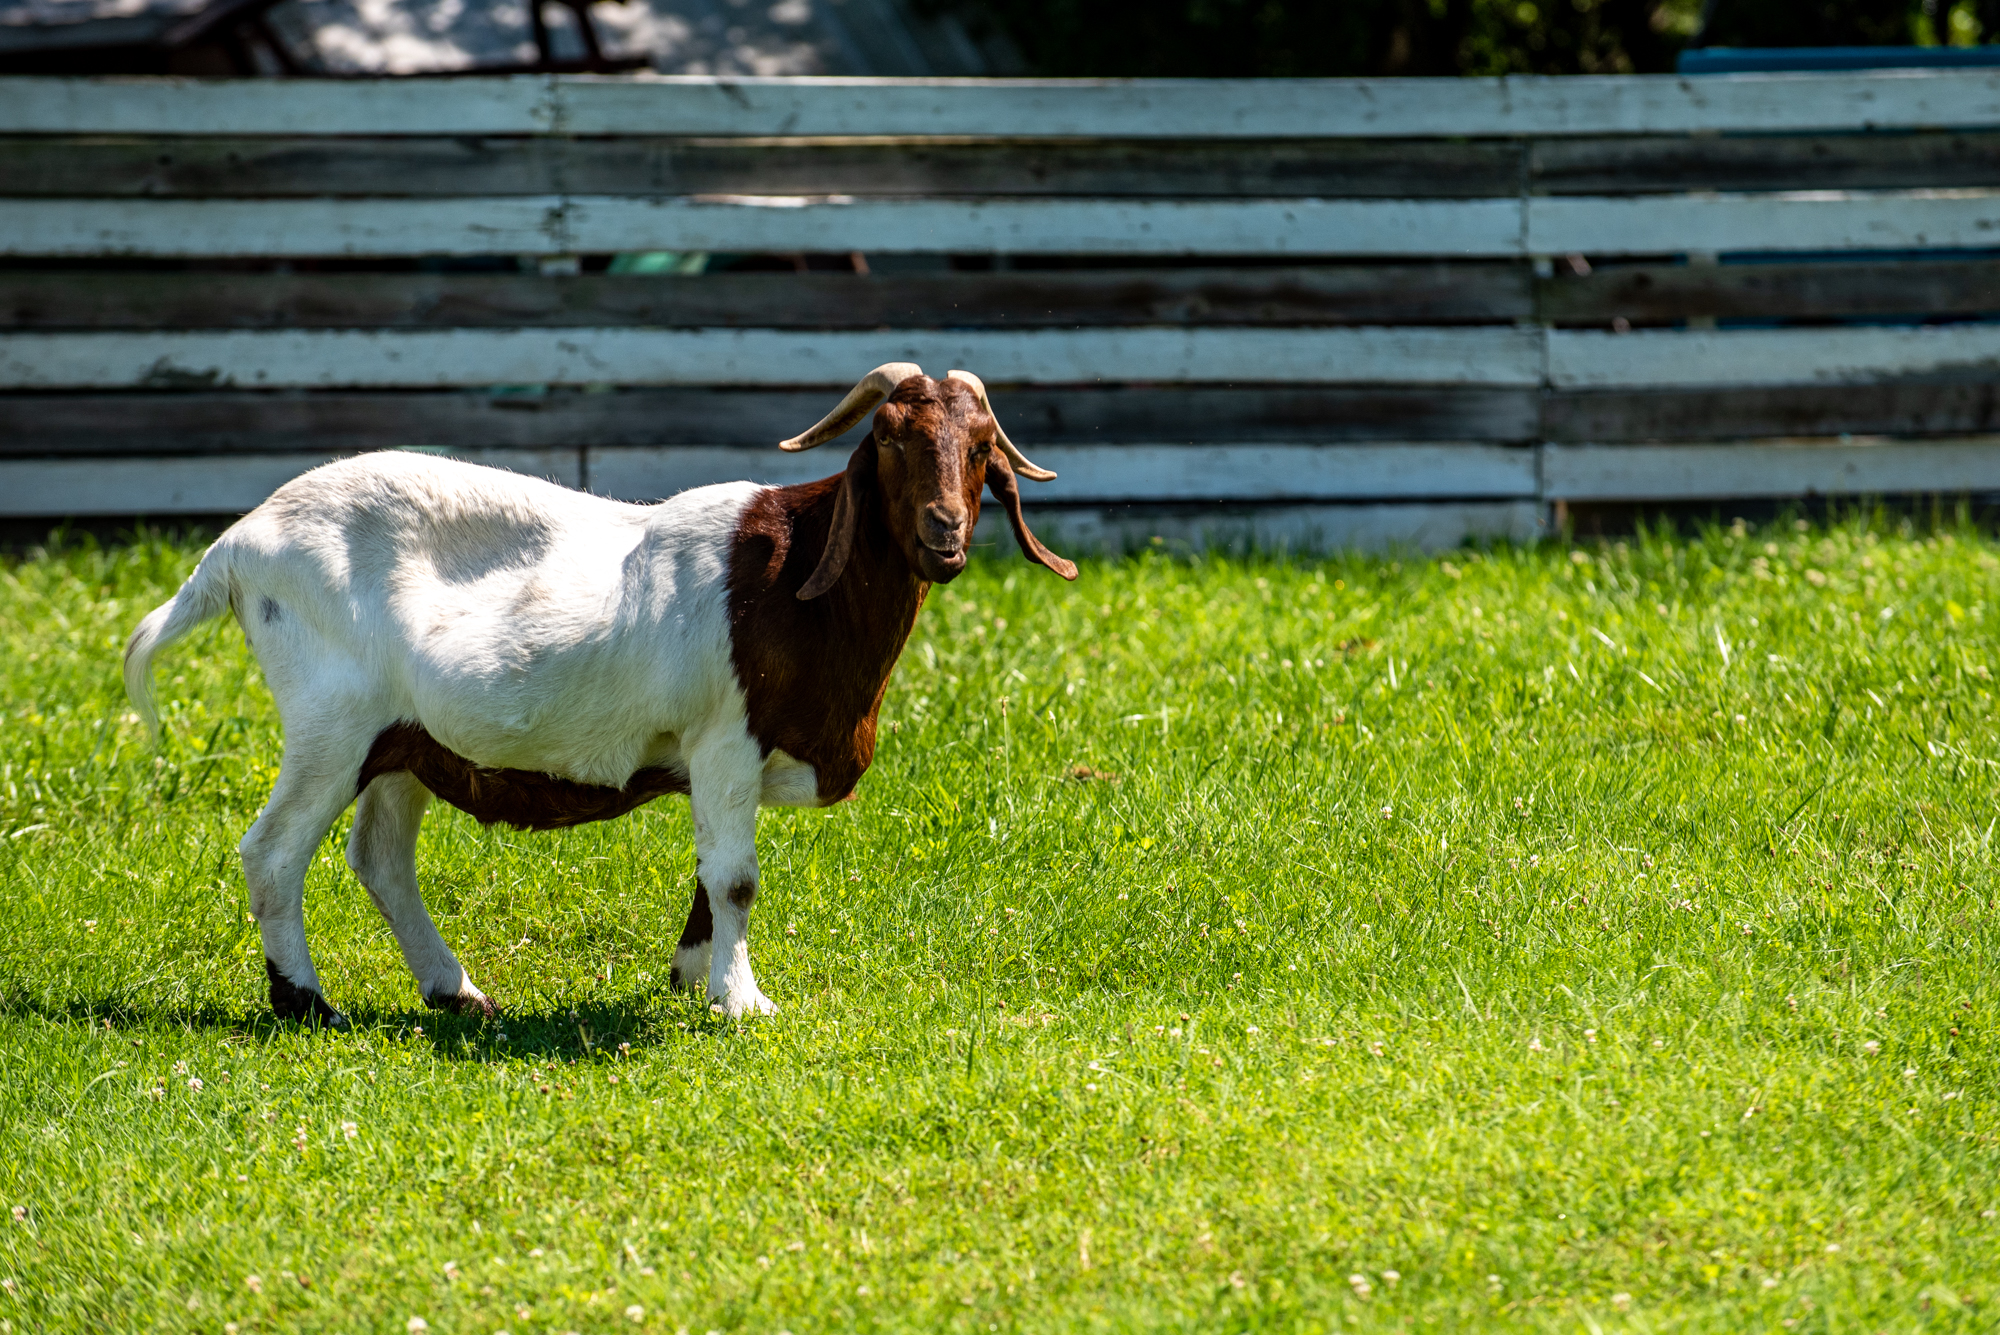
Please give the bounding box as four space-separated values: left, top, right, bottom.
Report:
778 363 1078 599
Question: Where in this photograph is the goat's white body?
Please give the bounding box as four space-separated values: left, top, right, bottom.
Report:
126 452 792 1018
226 452 752 787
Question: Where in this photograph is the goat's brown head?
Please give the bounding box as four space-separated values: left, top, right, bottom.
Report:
778 363 1078 600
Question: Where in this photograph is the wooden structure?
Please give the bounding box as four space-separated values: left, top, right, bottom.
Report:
5 71 2000 549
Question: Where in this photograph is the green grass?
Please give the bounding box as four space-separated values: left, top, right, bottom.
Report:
2 514 1998 1333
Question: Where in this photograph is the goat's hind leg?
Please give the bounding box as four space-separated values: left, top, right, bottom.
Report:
347 771 495 1018
240 727 375 1030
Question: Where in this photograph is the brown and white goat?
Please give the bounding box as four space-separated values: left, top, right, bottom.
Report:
123 364 1075 1024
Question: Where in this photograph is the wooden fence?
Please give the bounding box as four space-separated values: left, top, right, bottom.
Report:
6 70 2000 549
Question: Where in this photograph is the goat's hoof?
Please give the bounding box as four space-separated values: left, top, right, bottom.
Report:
710 989 778 1019
266 959 349 1031
424 989 498 1020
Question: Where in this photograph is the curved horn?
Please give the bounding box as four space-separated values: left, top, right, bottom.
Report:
778 361 924 452
945 370 1056 481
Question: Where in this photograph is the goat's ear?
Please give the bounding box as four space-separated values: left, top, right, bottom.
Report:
798 438 876 600
986 453 1078 581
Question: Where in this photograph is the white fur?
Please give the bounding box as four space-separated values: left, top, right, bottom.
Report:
126 451 804 1019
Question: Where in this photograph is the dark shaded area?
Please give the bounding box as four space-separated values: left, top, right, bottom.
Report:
1558 493 2000 538
953 0 1982 78
960 0 1682 76
1701 0 1934 48
0 991 724 1061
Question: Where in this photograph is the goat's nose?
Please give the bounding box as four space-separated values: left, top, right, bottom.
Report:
922 501 966 542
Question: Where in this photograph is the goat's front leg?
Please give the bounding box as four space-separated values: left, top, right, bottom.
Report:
681 730 776 1017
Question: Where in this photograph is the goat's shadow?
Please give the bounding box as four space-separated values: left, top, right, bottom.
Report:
1 989 735 1063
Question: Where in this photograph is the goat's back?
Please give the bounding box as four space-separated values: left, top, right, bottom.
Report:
209 452 763 786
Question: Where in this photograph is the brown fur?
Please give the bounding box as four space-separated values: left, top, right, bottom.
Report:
357 721 690 832
727 375 1073 803
727 446 927 804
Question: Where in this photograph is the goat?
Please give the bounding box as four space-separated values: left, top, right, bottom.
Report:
123 364 1076 1025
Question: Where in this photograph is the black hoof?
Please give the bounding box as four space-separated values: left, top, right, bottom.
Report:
423 990 498 1020
266 958 349 1031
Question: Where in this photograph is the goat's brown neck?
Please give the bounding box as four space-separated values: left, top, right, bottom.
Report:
726 467 930 803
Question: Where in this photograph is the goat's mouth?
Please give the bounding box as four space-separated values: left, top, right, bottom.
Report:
917 541 967 581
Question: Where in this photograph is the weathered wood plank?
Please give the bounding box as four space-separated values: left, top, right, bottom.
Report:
0 387 1540 455
16 189 2000 261
2 76 557 136
10 71 2000 138
590 442 1537 504
1527 188 2000 256
0 326 1547 391
995 386 1543 445
994 500 1545 554
0 135 1523 200
25 129 2000 203
1543 381 2000 443
1544 437 2000 500
1536 258 2000 325
24 324 1989 396
0 440 1545 546
1531 130 2000 195
0 196 1531 259
0 448 585 517
0 266 1535 331
1549 325 2000 390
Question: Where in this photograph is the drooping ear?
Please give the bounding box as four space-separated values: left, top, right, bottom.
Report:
798 438 877 600
986 452 1078 581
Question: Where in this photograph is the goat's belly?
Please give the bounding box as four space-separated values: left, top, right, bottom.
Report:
358 722 689 832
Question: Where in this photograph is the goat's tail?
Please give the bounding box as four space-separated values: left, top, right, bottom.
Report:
123 546 233 738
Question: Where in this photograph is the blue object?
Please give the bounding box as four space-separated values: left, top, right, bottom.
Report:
1678 45 2000 74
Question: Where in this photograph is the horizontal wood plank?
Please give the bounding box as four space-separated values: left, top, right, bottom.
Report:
18 324 1993 394
0 326 1546 391
0 448 585 516
999 500 1545 554
0 440 1544 548
1549 325 2000 389
1543 381 2000 443
18 129 2000 203
591 442 1536 504
9 71 2000 138
1537 258 2000 325
1527 188 2000 256
0 135 1523 200
0 266 1535 331
1531 131 2000 196
0 387 1540 455
0 196 1531 258
1544 437 2000 500
13 191 2000 260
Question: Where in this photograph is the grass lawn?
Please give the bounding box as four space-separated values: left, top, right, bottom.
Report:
2 514 1998 1333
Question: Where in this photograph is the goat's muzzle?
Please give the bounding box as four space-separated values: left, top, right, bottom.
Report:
917 502 968 581
917 540 967 583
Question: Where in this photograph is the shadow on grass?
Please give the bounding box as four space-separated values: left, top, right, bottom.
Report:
0 989 733 1061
